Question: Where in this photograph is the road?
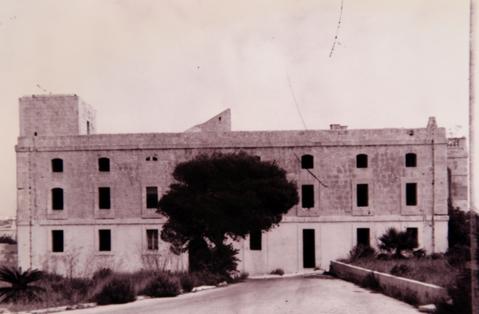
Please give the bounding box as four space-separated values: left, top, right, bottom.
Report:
64 275 421 314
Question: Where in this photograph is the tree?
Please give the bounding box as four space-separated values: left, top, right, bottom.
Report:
157 152 299 276
378 228 417 258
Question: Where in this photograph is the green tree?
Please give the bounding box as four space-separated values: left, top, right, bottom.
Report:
158 152 299 276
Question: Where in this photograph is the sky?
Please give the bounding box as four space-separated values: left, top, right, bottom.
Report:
0 0 472 217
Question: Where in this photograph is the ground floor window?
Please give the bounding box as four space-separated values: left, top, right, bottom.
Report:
99 229 111 251
356 228 370 246
146 229 159 250
406 227 419 247
249 230 262 250
51 230 64 252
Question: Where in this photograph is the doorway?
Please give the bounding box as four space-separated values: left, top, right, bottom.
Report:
303 229 316 268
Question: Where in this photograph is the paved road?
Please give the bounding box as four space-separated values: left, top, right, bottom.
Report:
64 275 421 314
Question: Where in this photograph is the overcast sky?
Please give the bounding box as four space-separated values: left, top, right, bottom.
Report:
0 0 471 217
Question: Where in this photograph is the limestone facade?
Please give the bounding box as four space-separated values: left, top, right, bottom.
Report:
15 95 467 275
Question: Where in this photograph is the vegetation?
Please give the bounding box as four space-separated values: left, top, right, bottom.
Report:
378 228 417 258
270 268 284 276
0 266 44 303
93 277 136 305
142 273 181 297
0 235 16 244
158 152 298 277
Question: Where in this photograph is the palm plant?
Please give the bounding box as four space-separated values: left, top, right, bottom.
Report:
378 228 417 258
0 266 44 303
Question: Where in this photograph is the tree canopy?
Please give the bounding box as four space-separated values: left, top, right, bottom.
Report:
157 152 299 274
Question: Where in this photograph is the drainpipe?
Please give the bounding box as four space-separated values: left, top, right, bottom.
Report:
431 136 435 254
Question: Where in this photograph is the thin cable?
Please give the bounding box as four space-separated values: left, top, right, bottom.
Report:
329 0 344 58
286 73 308 130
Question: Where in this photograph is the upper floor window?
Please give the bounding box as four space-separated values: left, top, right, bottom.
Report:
52 188 64 210
146 187 159 209
98 157 110 172
99 187 111 209
51 230 64 252
356 154 368 168
249 230 262 251
301 185 315 208
406 183 417 206
356 184 369 207
301 155 314 169
51 158 63 172
405 153 417 167
146 229 159 250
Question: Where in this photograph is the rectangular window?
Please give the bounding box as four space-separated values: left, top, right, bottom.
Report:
99 187 111 209
406 183 417 206
146 229 159 250
301 185 315 208
146 187 158 209
99 229 111 251
98 158 110 172
406 227 419 247
249 230 262 251
52 188 64 210
356 184 369 207
51 230 64 252
356 228 370 246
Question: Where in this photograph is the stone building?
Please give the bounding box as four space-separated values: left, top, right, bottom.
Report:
15 94 467 276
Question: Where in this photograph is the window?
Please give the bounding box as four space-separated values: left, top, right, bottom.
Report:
301 185 314 208
406 183 417 206
52 188 64 210
99 187 111 209
99 229 111 251
356 184 369 207
98 157 110 172
249 230 262 250
146 229 159 250
356 154 368 168
405 153 417 167
51 230 64 252
51 158 63 172
406 227 419 248
87 121 90 135
146 187 158 209
301 155 314 169
356 228 370 246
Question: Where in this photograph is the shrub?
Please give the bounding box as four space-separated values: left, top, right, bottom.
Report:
0 235 16 244
378 228 417 258
179 273 196 293
142 273 180 297
93 277 136 305
0 266 44 303
92 268 113 282
192 271 224 286
270 268 284 276
348 245 376 262
390 264 410 276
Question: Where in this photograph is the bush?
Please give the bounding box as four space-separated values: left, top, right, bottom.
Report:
191 271 224 286
0 235 16 244
142 273 180 297
93 277 136 305
378 228 417 258
348 245 376 262
0 266 44 303
390 264 410 276
92 268 113 282
179 273 197 292
270 268 284 276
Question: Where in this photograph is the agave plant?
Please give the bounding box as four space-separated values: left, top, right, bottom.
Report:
0 266 44 303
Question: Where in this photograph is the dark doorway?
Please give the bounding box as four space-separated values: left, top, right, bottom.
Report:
303 229 316 268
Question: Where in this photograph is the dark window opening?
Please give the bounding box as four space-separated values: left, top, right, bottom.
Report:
51 158 63 172
98 157 110 172
52 188 64 210
356 184 369 207
52 230 64 252
301 185 314 208
146 186 158 209
146 229 159 250
406 227 419 248
87 121 90 135
152 156 158 161
34 132 38 136
146 157 151 161
249 230 262 250
99 229 111 251
303 229 316 268
356 154 368 168
405 153 417 167
357 228 370 246
301 154 314 169
406 183 417 206
99 187 111 209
